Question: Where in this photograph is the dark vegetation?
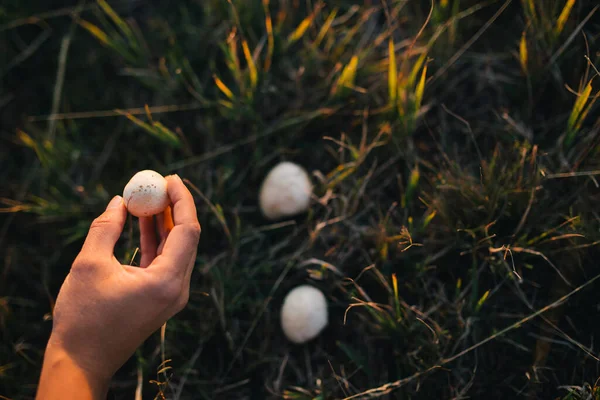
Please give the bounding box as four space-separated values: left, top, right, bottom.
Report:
1 0 600 398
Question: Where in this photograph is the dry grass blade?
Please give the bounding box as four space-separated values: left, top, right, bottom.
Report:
28 103 204 121
2 27 52 77
47 30 73 143
135 362 143 400
167 108 336 170
549 5 599 65
0 4 96 32
221 262 296 380
430 0 512 84
183 179 232 245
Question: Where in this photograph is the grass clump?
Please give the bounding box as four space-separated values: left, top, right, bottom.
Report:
1 0 600 399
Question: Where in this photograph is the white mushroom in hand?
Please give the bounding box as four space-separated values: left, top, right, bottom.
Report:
259 161 312 220
280 285 328 344
122 170 169 217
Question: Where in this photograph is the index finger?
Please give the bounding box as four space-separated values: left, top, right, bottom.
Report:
167 174 199 226
150 175 200 276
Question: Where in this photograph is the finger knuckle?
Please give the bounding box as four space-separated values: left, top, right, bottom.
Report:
175 291 189 313
150 278 181 304
185 222 201 241
90 215 114 230
71 254 97 273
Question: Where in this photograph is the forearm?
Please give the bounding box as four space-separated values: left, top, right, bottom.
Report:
37 343 110 400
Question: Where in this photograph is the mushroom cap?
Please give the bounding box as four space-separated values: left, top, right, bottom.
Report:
122 170 169 217
280 285 328 344
259 162 312 220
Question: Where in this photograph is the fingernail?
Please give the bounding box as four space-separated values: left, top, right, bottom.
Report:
106 195 123 210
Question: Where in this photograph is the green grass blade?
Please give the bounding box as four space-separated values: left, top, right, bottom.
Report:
77 19 111 47
388 39 397 105
414 64 428 112
567 81 592 132
287 13 314 46
522 0 537 24
332 55 359 97
262 0 274 71
117 111 181 148
573 90 599 133
314 8 337 48
554 0 577 37
475 290 490 312
17 130 47 167
97 0 136 46
336 341 372 376
213 75 235 100
152 122 182 148
78 18 137 64
242 39 258 93
422 210 437 229
407 51 428 88
402 167 420 208
519 31 528 73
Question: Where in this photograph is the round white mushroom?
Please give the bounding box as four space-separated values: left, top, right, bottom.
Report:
280 285 328 344
122 170 169 217
259 161 312 220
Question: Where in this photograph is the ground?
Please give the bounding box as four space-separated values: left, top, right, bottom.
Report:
1 0 600 399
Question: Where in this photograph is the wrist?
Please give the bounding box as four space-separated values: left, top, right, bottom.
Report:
37 341 111 400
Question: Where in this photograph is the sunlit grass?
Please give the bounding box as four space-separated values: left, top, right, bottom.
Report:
1 0 600 399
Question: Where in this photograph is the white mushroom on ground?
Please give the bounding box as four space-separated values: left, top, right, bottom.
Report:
280 285 328 344
259 161 312 220
122 170 169 217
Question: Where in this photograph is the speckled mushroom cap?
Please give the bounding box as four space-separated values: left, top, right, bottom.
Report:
122 170 169 217
280 285 328 344
259 162 312 220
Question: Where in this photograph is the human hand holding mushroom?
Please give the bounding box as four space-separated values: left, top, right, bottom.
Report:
36 173 201 400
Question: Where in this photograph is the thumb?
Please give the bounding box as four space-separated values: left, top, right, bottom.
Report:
81 196 127 257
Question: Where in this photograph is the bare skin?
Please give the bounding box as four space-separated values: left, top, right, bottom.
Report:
36 175 200 400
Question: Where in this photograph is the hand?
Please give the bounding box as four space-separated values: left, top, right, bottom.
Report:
37 174 200 399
